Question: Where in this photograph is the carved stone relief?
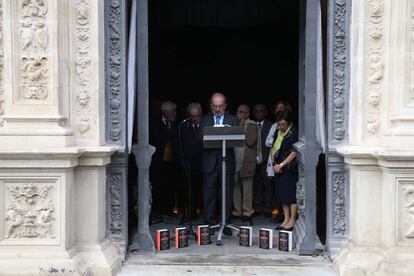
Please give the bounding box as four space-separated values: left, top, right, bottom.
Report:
107 172 122 236
402 185 414 239
19 0 49 101
75 0 92 134
107 0 122 142
332 0 348 141
366 0 384 135
296 175 305 218
0 0 4 126
333 173 346 236
4 182 55 239
408 0 414 107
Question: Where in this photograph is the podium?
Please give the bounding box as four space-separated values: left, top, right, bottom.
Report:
203 125 245 245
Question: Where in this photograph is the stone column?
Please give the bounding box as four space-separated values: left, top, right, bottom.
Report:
0 0 121 275
336 0 414 275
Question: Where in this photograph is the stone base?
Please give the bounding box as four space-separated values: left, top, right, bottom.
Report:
0 239 121 275
335 243 414 276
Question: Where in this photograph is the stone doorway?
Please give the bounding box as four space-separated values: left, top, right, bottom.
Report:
104 0 351 260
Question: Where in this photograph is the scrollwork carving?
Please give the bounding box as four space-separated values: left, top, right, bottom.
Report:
4 183 55 239
332 0 348 141
107 0 122 141
107 173 122 235
19 0 49 101
333 173 346 236
75 0 92 134
366 0 384 135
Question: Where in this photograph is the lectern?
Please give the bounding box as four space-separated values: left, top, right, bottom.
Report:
203 125 245 245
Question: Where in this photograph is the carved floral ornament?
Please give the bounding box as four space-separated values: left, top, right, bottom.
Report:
403 186 414 238
75 0 92 134
4 183 55 239
19 0 49 101
366 0 384 135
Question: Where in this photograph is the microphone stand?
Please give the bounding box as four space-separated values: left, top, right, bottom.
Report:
178 119 196 239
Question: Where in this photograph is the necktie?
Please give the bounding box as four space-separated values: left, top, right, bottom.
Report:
215 116 221 125
257 122 263 164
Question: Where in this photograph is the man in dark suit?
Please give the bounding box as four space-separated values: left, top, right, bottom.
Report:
149 101 179 219
178 102 204 220
252 104 274 217
200 93 237 234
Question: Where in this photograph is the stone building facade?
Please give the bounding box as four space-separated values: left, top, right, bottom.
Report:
0 0 413 275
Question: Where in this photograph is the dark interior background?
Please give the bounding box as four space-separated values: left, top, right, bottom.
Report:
148 0 300 122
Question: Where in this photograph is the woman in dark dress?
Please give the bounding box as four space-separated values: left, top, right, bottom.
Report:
271 110 299 231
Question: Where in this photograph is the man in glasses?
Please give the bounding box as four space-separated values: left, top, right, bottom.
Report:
200 92 237 235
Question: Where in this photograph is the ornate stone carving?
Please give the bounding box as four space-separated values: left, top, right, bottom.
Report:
107 173 122 235
333 173 346 236
408 1 414 107
75 0 92 134
0 0 4 126
4 183 55 239
19 0 49 101
366 0 384 135
403 186 414 238
296 175 305 218
107 0 122 141
331 0 348 141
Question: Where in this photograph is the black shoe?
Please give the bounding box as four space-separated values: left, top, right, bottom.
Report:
241 216 248 222
230 214 241 221
264 212 272 218
275 225 283 231
150 216 164 225
281 226 294 231
223 227 232 236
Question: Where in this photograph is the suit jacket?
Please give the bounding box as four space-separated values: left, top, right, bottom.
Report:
178 121 203 171
200 113 238 174
257 119 272 165
149 116 178 166
237 120 258 178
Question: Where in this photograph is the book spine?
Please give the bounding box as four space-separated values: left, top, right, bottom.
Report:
156 231 160 251
197 227 200 245
175 229 178 248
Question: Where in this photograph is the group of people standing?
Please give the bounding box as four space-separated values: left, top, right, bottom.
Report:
149 92 299 234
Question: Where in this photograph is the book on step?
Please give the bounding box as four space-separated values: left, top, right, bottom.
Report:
239 226 252 247
197 225 211 245
156 229 170 251
175 227 188 248
278 230 293 252
259 228 273 249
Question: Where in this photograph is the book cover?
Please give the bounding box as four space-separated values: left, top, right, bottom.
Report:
156 229 170 251
197 225 211 245
278 230 293 252
175 227 188 248
259 228 273 249
239 226 252 247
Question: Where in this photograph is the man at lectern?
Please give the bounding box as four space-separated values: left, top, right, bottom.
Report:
200 92 237 235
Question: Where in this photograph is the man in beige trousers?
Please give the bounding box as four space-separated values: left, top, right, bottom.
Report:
232 104 258 224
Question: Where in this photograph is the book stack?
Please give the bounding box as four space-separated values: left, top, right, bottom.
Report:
175 227 188 248
278 230 293 252
239 226 252 247
197 225 211 245
156 229 170 251
259 228 273 249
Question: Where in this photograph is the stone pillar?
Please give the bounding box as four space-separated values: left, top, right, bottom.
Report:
335 0 414 274
0 0 121 275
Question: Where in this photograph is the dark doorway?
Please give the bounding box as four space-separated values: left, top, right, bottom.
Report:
148 1 300 122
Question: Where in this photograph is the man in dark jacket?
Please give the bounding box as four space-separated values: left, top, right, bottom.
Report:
178 102 204 220
149 101 179 218
252 104 274 217
200 93 237 233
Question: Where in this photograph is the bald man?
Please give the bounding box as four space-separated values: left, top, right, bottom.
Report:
200 93 237 234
